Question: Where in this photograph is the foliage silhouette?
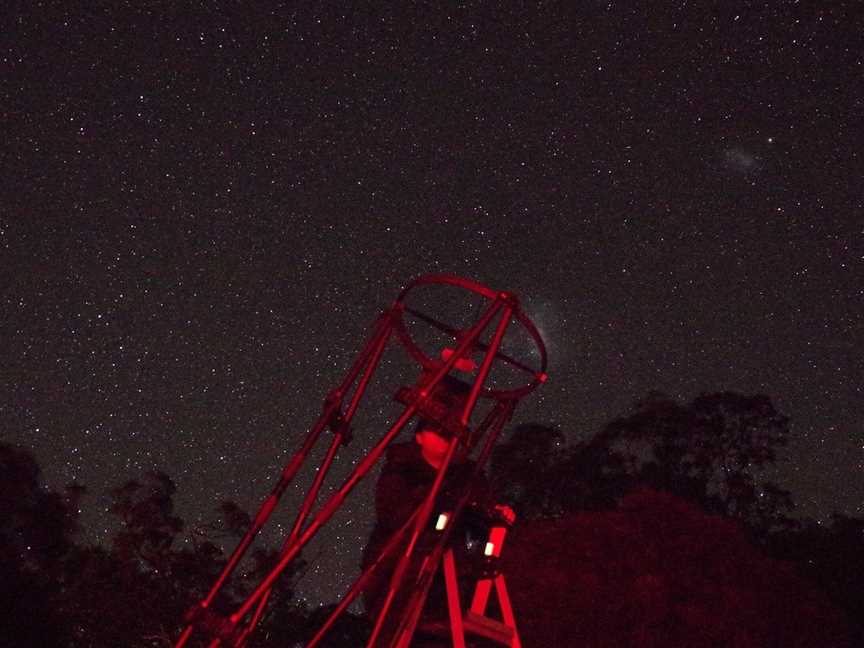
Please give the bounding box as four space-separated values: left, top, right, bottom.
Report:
592 391 793 530
491 392 796 536
0 443 310 647
485 392 859 645
2 388 861 646
0 442 75 645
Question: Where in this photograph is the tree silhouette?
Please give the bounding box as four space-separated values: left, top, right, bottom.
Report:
0 442 76 646
3 383 860 647
483 392 859 645
109 471 184 572
589 392 794 534
52 471 218 647
0 456 307 648
490 423 568 519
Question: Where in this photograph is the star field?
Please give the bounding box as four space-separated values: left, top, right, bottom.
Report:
2 3 862 606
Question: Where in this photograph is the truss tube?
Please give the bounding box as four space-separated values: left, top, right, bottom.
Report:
460 302 514 427
228 402 419 627
337 309 399 398
287 313 393 548
343 312 393 422
177 312 396 648
305 505 422 648
174 399 340 648
236 430 344 647
240 314 396 642
287 310 394 551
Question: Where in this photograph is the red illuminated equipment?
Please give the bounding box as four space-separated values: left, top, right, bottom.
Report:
174 274 548 648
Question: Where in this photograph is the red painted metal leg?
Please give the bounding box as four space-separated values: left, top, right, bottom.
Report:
495 575 521 648
443 549 467 648
470 578 493 617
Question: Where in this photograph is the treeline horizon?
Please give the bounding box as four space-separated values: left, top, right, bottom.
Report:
2 390 861 646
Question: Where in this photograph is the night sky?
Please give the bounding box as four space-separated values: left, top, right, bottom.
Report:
3 3 862 607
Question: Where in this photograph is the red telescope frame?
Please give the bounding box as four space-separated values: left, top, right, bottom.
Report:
173 274 548 648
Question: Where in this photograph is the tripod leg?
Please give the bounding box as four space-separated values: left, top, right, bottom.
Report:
238 315 395 645
495 576 521 648
442 549 467 648
470 578 492 616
